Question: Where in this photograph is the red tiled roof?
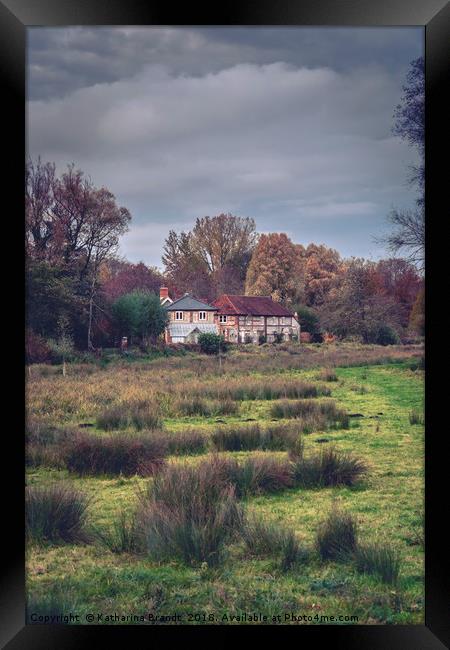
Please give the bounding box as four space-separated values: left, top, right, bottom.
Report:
213 295 297 318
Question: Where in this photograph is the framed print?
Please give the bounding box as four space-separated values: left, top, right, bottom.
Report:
1 0 448 647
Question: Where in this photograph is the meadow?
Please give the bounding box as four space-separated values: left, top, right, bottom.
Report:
25 342 424 625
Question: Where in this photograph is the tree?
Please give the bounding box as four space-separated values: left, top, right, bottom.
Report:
111 291 168 345
100 260 164 303
25 159 132 349
300 244 345 307
47 316 75 376
162 214 258 300
294 305 322 341
245 233 302 305
409 286 425 336
372 258 421 328
379 57 424 269
319 258 402 343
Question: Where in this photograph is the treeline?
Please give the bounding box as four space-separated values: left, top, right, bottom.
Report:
26 161 424 362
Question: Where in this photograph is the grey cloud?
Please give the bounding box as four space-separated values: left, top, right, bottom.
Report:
27 26 422 101
27 27 423 266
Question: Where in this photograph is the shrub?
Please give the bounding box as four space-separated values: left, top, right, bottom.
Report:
258 334 267 345
367 324 400 346
139 462 242 566
273 332 284 344
354 543 402 584
96 401 162 431
198 333 227 355
64 432 167 476
26 484 90 544
293 447 367 487
316 508 358 561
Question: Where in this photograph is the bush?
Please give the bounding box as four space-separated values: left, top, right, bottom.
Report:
354 543 402 584
26 484 90 544
64 432 167 476
273 332 283 344
293 447 367 487
198 333 227 355
366 324 400 346
316 507 358 561
139 462 243 566
258 334 267 345
96 401 162 431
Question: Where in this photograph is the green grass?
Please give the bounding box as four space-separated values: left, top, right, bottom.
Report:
26 351 424 625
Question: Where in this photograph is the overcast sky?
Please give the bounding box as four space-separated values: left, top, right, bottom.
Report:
27 26 423 269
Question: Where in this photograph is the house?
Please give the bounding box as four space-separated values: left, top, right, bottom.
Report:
213 294 300 343
160 288 300 344
161 290 218 344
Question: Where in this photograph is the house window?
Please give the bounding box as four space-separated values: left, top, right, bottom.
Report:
175 311 183 320
198 311 206 321
219 314 227 323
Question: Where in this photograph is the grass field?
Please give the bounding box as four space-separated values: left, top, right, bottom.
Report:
25 343 424 625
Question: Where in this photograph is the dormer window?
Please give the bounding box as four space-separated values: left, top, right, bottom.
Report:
199 311 206 321
175 311 183 320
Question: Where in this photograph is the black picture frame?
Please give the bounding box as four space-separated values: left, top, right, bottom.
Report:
2 0 448 647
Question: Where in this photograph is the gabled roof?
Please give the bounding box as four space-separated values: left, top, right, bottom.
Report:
165 293 218 311
213 294 296 318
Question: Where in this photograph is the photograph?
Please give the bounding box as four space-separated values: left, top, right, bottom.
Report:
24 24 426 627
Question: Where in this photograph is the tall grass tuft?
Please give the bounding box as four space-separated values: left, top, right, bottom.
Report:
96 400 162 431
293 447 367 487
94 510 144 554
241 513 307 571
138 462 243 566
316 507 358 561
354 543 402 584
164 429 208 455
26 484 90 544
27 587 79 624
409 409 424 425
204 453 294 497
211 422 301 452
270 399 349 430
64 432 167 476
175 397 238 417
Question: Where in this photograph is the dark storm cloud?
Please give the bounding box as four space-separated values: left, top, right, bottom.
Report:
27 27 423 266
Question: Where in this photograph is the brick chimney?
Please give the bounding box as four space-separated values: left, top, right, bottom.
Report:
160 287 169 301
